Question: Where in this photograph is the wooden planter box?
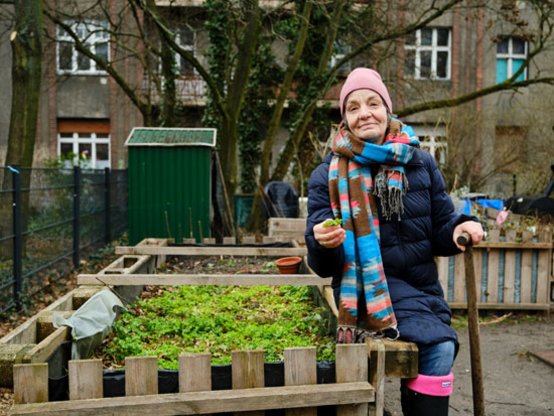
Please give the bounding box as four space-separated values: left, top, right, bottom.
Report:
437 229 553 310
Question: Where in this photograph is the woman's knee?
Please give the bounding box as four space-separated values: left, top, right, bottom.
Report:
418 340 456 376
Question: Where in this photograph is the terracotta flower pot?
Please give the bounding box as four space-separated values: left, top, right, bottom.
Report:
275 256 302 274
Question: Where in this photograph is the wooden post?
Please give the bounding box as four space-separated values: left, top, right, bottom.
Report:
68 359 103 400
179 353 212 392
232 350 265 416
336 344 369 416
13 363 48 404
367 339 386 416
284 347 317 416
125 356 158 396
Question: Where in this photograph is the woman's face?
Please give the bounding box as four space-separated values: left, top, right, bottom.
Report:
344 89 388 144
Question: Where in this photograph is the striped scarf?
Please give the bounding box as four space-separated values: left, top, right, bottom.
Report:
328 119 419 343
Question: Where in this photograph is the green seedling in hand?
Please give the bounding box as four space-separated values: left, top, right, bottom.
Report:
323 218 342 227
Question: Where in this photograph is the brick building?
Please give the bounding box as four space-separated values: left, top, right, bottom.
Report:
0 0 552 196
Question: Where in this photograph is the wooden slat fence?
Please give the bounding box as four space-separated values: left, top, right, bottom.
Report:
11 344 386 416
437 231 553 309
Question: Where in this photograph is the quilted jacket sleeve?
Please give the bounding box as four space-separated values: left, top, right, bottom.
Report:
305 158 344 283
424 151 476 256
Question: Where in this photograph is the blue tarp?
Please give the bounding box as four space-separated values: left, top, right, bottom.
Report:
461 199 504 215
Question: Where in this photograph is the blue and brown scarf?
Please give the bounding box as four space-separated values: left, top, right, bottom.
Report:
328 119 419 343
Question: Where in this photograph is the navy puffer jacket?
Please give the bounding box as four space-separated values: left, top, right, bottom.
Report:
305 149 474 347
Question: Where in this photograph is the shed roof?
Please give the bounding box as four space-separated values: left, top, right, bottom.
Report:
124 127 217 147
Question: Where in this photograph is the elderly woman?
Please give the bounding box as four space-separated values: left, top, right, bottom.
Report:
305 67 484 416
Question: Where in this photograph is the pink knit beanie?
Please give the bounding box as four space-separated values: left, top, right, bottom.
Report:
339 67 393 115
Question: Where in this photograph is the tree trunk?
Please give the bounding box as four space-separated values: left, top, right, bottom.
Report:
3 0 43 170
1 0 43 260
160 35 177 126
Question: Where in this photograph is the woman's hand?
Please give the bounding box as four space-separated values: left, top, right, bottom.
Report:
453 221 485 251
313 219 346 249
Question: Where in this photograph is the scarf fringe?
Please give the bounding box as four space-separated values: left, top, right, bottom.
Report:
337 324 400 344
374 169 409 220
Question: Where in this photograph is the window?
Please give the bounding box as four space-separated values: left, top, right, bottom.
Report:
404 28 451 80
496 37 527 83
413 125 447 166
58 120 111 169
175 25 196 77
57 20 109 75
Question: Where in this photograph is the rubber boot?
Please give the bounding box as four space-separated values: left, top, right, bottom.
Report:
401 373 453 416
402 388 449 416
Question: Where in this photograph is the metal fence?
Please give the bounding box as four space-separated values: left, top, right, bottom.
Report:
0 166 128 313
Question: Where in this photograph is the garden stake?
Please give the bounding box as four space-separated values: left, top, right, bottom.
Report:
198 220 203 241
164 210 172 239
457 232 486 416
189 207 194 238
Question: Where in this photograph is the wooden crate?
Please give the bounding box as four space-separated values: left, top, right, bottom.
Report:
11 344 386 416
437 232 553 310
268 218 306 241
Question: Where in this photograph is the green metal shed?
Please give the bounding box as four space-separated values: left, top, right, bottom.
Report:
125 127 217 245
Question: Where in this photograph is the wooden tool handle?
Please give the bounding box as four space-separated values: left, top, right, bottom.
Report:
457 231 471 246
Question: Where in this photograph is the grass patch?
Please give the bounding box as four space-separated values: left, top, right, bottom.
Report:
97 285 336 369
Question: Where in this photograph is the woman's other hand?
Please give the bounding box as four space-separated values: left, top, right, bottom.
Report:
314 219 346 249
453 221 485 251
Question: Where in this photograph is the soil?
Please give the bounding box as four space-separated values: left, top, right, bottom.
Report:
384 313 554 416
1 252 553 415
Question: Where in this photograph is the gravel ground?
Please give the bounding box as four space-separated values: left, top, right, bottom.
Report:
384 314 554 416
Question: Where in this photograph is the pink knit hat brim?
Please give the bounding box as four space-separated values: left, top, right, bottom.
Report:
339 68 392 115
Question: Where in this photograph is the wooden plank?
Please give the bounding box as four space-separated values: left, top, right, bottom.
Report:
503 250 516 304
520 250 533 304
471 242 552 249
179 354 211 393
321 286 338 317
10 381 374 415
537 250 551 305
115 246 307 257
69 359 103 400
336 344 369 416
1 290 74 346
449 302 550 310
268 218 306 238
487 248 499 304
454 254 466 303
13 363 48 404
125 356 158 396
232 350 265 416
367 339 418 379
367 339 386 416
23 327 70 363
36 311 74 341
78 274 326 287
436 257 449 295
284 347 317 416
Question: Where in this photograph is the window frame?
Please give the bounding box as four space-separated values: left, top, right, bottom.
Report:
496 36 528 83
58 132 111 169
56 19 110 76
404 27 451 80
175 24 197 77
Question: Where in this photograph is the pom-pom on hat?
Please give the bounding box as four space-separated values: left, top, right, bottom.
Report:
339 67 393 116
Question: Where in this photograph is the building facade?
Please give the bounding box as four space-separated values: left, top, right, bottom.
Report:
0 0 552 196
